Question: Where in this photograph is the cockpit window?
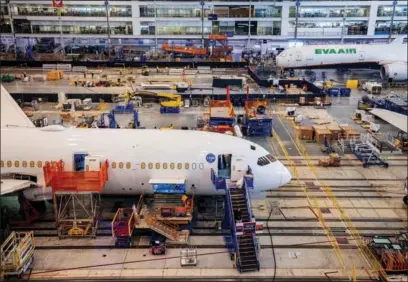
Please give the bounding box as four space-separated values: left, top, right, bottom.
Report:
250 145 256 151
257 156 270 166
266 154 276 163
257 154 277 166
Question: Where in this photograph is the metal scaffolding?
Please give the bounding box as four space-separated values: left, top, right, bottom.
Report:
53 192 101 238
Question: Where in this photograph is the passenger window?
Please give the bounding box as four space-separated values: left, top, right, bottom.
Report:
199 163 204 170
15 161 20 168
148 162 153 169
192 163 197 170
185 163 189 170
30 161 35 168
170 163 175 169
22 161 27 167
37 161 42 168
7 161 11 167
0 160 3 167
126 162 131 169
177 163 182 169
156 163 160 169
112 162 117 169
141 162 145 169
163 163 168 169
119 162 124 169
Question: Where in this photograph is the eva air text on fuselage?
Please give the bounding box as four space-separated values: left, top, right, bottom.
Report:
315 48 357 55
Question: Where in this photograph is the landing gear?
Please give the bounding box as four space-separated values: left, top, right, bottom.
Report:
10 192 45 226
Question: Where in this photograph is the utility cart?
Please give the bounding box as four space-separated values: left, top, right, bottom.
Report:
0 232 35 279
112 208 136 248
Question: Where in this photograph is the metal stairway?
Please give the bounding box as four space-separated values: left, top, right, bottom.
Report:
145 215 178 241
211 168 260 273
229 187 259 272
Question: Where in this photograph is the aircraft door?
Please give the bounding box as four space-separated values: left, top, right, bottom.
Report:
230 156 247 182
358 51 365 61
73 153 88 171
295 51 302 61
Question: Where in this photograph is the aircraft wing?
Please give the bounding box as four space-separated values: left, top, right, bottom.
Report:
370 108 408 133
0 179 36 196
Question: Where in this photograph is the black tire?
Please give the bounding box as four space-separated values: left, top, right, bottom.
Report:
363 163 368 168
403 195 408 206
384 163 389 168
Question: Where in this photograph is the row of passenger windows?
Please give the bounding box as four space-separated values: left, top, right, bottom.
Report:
111 162 205 170
1 160 205 170
1 160 44 168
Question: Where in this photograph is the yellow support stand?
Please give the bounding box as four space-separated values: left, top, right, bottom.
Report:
346 80 359 89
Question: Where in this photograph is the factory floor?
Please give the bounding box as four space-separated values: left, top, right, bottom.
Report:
1 67 407 281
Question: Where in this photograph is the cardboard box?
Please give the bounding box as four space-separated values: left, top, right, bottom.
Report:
345 130 360 139
296 125 314 140
327 125 341 140
314 129 332 144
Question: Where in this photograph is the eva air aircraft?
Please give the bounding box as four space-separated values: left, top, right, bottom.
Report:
276 36 407 82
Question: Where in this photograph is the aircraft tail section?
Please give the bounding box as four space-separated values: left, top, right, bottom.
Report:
1 84 35 128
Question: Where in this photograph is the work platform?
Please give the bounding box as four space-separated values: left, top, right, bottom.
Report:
111 193 194 246
43 159 109 238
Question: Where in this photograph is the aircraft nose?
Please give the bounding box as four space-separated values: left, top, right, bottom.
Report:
279 165 292 186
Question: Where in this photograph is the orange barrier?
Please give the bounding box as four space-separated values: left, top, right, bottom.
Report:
162 43 207 56
44 160 109 193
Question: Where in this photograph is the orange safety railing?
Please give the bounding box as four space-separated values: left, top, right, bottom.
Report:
43 160 109 193
209 34 227 40
245 100 270 119
111 208 136 237
209 100 236 117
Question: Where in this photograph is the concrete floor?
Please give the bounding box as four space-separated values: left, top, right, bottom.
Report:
2 67 407 281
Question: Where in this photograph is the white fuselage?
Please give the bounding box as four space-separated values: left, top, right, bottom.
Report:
1 127 291 201
276 42 407 68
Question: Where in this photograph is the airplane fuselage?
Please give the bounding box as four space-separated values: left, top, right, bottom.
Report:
1 127 291 201
276 43 407 69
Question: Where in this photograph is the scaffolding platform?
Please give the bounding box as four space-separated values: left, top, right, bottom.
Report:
0 232 35 279
43 159 109 238
132 193 193 245
53 192 101 238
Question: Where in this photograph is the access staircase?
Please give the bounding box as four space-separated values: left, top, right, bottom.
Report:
211 168 260 273
229 187 259 272
145 215 179 242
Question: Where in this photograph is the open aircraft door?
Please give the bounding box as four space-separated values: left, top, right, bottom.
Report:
231 156 247 182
